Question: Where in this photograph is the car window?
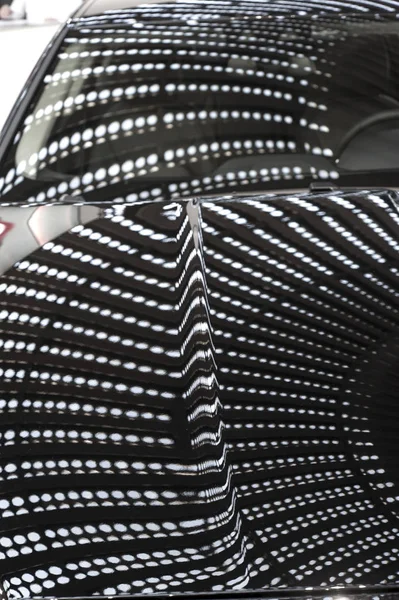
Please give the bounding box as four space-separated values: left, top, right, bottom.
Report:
2 10 399 204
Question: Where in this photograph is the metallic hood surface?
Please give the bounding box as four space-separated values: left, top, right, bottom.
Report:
0 188 399 597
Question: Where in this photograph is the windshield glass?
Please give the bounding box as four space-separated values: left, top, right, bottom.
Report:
2 8 399 203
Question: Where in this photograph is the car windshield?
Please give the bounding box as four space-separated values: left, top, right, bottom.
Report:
2 7 399 203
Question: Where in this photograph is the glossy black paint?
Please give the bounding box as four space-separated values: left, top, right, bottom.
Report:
0 188 398 597
76 0 399 18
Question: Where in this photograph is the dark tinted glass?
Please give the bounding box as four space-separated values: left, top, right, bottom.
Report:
3 6 399 204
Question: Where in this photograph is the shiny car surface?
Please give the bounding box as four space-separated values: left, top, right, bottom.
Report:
0 1 399 600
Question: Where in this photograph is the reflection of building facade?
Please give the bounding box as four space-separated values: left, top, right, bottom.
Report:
0 1 398 599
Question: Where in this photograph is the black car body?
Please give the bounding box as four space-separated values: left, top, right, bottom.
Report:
0 1 399 600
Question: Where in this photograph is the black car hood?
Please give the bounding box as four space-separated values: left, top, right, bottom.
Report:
0 188 399 598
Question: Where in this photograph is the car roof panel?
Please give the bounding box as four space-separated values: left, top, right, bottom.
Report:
76 0 399 19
